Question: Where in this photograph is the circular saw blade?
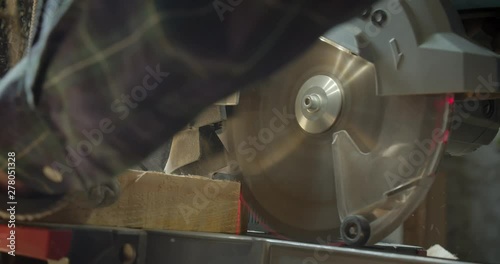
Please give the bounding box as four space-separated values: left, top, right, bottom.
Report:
228 38 451 241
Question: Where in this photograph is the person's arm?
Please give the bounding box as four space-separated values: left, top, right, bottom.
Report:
0 0 374 196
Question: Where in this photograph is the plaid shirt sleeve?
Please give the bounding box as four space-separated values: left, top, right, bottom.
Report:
0 0 374 197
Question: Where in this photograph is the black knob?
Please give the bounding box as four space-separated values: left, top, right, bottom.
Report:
340 215 371 246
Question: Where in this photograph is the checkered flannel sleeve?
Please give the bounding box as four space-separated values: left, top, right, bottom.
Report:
0 0 374 195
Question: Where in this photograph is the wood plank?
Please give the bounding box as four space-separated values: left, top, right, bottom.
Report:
404 172 447 248
42 170 244 234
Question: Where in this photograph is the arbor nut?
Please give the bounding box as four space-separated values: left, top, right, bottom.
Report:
304 94 322 113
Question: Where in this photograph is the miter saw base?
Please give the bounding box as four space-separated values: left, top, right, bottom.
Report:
1 224 469 264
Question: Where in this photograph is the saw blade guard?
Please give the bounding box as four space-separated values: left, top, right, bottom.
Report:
318 38 453 245
332 112 451 245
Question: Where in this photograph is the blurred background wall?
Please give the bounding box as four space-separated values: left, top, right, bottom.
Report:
443 134 500 263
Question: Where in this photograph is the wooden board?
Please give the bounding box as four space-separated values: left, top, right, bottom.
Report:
404 172 447 248
42 170 244 234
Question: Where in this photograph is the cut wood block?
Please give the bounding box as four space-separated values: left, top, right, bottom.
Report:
42 170 244 234
404 172 447 248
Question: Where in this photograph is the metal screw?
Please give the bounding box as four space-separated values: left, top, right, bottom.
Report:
120 243 136 264
348 226 358 237
371 10 388 27
303 94 322 113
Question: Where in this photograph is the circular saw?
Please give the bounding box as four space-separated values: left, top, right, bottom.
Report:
163 0 500 246
222 0 500 246
227 37 452 245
